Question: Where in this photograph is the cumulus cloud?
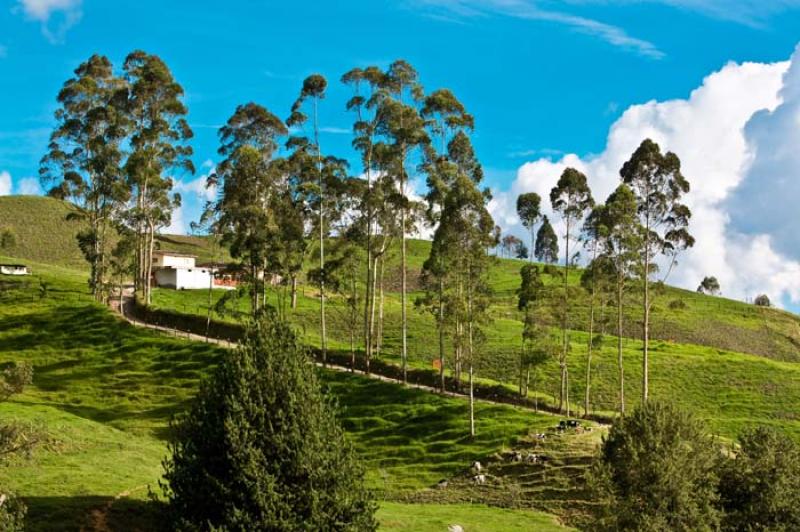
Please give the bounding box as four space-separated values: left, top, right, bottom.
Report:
167 163 218 234
16 0 83 44
16 177 42 195
0 171 11 196
492 47 800 306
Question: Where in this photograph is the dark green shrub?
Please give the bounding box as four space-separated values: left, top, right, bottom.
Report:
588 401 721 531
161 317 377 531
718 426 800 531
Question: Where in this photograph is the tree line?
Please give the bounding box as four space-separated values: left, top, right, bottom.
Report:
514 140 694 417
41 51 697 430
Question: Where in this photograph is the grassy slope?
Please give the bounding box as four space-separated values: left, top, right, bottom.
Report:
0 196 87 270
0 196 228 269
0 262 570 530
150 238 800 439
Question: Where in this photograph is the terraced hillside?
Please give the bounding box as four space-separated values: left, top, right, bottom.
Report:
0 260 578 530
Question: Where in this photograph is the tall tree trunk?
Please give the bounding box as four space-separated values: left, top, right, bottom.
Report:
584 245 598 418
314 97 327 365
366 253 380 374
618 278 625 415
145 221 155 305
643 250 650 403
375 256 386 358
291 275 298 309
560 217 571 414
438 275 445 394
401 178 408 384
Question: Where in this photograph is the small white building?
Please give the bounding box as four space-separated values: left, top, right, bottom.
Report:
0 264 29 276
152 251 213 290
152 251 197 270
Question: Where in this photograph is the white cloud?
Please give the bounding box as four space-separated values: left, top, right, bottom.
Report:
492 48 800 306
16 177 41 195
16 0 83 44
173 166 218 203
412 0 664 58
164 203 187 235
0 172 11 196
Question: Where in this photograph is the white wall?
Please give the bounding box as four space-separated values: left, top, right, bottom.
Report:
153 254 196 269
154 267 212 290
175 268 213 290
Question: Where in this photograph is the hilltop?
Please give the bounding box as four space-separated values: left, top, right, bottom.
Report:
0 195 229 269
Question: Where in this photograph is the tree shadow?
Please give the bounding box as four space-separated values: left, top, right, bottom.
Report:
22 495 161 532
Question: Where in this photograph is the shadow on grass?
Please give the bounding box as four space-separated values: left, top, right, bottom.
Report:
0 303 222 438
22 496 161 532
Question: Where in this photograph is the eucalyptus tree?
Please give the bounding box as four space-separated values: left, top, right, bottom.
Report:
620 139 694 402
437 170 495 436
419 89 475 392
516 192 542 263
40 54 129 299
288 74 331 360
123 50 194 305
209 102 287 314
517 264 546 399
535 216 559 263
580 205 606 417
342 66 386 372
375 60 428 383
596 184 642 415
550 167 594 415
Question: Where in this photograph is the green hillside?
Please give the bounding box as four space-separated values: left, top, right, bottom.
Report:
0 196 87 270
0 262 578 530
0 195 228 270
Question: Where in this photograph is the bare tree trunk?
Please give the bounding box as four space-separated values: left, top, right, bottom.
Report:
560 217 571 414
291 275 298 309
438 275 445 394
401 172 408 384
585 246 598 418
366 253 380 374
469 361 475 437
643 250 650 403
618 279 626 415
145 221 155 305
375 257 386 358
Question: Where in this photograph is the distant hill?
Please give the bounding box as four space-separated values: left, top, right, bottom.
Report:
0 195 228 270
0 195 87 270
4 194 800 365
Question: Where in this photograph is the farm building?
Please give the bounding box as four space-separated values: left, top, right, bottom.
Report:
0 264 29 276
152 251 214 290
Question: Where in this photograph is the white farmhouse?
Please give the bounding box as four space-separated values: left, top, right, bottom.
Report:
0 264 29 276
152 251 213 290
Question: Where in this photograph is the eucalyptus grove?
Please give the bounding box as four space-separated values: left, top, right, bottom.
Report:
123 51 194 305
40 54 129 299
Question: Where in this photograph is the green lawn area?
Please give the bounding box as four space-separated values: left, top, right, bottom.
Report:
0 261 571 530
377 502 574 531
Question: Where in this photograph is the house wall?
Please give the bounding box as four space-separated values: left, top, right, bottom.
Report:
154 268 212 290
175 268 213 290
0 266 28 275
153 254 196 269
154 268 178 289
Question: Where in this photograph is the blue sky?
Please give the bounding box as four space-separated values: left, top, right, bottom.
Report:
3 0 800 305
